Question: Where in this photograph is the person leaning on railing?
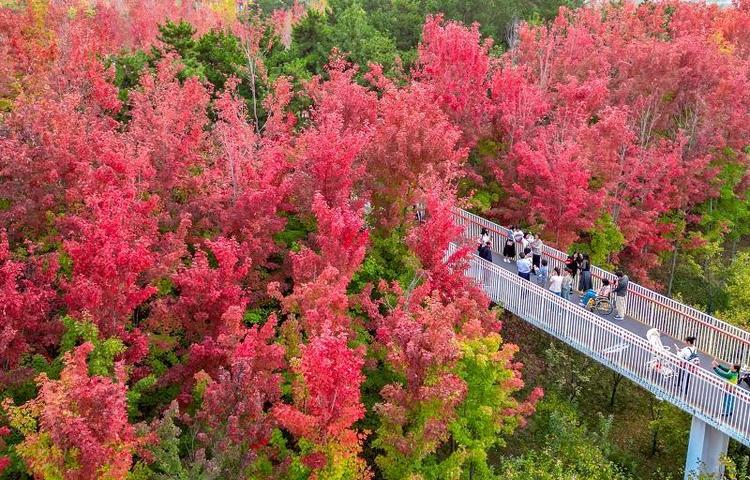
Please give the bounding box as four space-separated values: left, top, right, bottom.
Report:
712 359 741 417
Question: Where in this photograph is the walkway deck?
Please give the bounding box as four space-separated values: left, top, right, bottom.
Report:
487 249 715 370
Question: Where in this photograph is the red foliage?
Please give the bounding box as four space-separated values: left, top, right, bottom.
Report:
9 343 140 479
416 15 492 147
211 81 290 277
0 428 8 475
483 2 750 278
274 193 368 337
152 237 249 341
363 83 468 228
0 232 59 370
294 59 376 210
292 193 369 284
194 317 285 459
273 333 365 445
0 84 128 240
63 189 158 339
127 59 211 230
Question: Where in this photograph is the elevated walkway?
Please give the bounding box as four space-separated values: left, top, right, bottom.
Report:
451 209 750 477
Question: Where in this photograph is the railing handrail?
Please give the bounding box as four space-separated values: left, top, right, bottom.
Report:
454 209 750 365
451 242 750 446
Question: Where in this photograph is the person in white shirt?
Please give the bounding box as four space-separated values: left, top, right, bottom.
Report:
522 233 531 252
512 227 524 248
531 236 544 272
548 267 563 295
517 252 532 280
561 268 573 301
478 227 490 248
675 336 699 394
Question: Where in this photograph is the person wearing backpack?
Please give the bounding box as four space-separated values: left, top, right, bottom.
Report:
675 336 699 394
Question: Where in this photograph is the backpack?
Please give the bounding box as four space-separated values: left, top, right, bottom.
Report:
686 347 700 366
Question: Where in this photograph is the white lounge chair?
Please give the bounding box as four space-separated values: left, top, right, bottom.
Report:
646 328 675 378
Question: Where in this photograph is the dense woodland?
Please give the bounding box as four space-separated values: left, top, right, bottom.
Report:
2 0 750 479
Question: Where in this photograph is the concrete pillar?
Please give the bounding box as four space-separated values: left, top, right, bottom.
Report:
684 416 730 479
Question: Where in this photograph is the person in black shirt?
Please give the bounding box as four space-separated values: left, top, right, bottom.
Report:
579 253 592 291
479 241 493 263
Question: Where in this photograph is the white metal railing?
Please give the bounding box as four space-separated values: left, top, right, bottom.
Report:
450 243 750 446
454 209 750 367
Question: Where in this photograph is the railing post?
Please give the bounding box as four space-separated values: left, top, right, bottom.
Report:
684 416 729 480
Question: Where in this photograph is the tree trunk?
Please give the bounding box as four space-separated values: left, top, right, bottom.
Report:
609 372 624 408
649 398 659 456
667 246 678 297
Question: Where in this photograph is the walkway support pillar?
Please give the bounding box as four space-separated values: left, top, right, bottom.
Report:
684 416 730 479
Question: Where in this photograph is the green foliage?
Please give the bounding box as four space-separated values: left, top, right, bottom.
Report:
717 252 750 330
542 342 595 400
349 228 417 293
357 0 424 52
440 332 521 479
126 375 157 422
498 396 630 480
109 21 259 119
353 0 575 55
58 316 125 377
129 404 211 480
699 154 750 244
273 213 317 253
723 454 750 480
330 3 398 70
646 399 690 462
267 10 334 79
372 395 452 479
570 213 624 269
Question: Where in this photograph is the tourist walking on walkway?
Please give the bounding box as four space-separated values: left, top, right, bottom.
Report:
415 203 426 223
502 234 516 263
578 254 592 291
676 336 700 394
478 241 493 283
548 267 563 296
536 259 549 287
561 268 573 301
712 360 741 417
613 271 629 320
531 236 544 273
517 252 532 281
